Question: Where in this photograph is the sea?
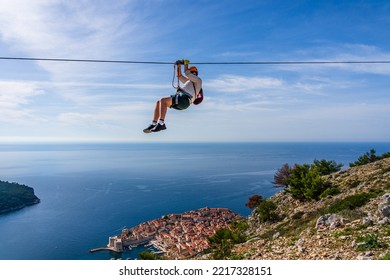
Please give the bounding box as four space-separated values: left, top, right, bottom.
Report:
0 142 389 260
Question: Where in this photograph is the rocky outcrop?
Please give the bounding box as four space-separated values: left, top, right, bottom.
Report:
316 214 350 229
378 193 390 217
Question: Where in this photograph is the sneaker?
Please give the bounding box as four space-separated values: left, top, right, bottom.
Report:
152 123 166 132
143 124 157 133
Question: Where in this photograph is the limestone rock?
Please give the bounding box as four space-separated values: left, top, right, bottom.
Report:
361 216 374 226
378 193 390 218
316 214 349 229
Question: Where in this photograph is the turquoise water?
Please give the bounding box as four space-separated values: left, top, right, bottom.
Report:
0 142 388 259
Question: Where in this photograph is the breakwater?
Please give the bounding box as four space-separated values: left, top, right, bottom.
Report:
89 247 120 253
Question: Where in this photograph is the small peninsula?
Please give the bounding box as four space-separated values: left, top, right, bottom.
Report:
0 180 40 215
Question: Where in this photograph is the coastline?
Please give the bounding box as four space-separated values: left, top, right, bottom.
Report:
0 199 40 215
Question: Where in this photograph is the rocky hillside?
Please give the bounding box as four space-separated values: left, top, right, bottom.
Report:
232 158 390 260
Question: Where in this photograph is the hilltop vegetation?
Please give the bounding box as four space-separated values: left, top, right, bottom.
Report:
201 150 390 260
0 180 40 215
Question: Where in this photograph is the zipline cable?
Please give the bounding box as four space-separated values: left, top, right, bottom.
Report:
0 56 171 64
1 56 390 65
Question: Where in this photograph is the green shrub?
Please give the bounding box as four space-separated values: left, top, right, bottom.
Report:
350 149 390 167
286 164 332 201
230 220 249 232
349 181 361 189
327 193 376 213
319 186 340 199
208 219 248 260
381 166 390 174
256 200 278 222
138 251 164 260
379 253 390 260
209 228 246 259
291 211 304 220
334 227 354 238
350 149 378 167
312 159 343 175
380 151 390 159
356 234 388 251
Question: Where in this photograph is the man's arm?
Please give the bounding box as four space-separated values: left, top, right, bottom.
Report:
184 67 201 84
178 64 188 83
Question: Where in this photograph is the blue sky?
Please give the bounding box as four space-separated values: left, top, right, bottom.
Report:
0 0 389 143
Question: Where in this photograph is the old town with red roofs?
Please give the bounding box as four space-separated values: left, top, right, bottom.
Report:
106 207 243 259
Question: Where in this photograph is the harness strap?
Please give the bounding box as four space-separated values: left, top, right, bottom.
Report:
175 93 179 105
192 82 197 97
176 88 192 101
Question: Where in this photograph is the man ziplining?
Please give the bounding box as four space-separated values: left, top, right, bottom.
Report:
143 59 203 133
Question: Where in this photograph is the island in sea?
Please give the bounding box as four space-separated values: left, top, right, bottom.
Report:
92 207 243 259
0 180 41 215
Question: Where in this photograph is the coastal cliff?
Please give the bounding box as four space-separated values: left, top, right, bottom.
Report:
0 180 40 215
204 157 390 260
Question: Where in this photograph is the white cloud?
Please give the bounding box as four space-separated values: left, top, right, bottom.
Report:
57 112 94 123
204 73 359 102
0 1 128 54
0 0 149 83
278 44 390 75
0 80 47 125
0 80 43 107
56 102 150 128
318 44 390 75
206 75 284 93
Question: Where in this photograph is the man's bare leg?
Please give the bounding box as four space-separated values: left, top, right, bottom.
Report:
159 97 172 121
144 97 172 133
153 100 160 123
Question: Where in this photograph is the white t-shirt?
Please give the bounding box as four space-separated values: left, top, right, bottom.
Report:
179 70 202 103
